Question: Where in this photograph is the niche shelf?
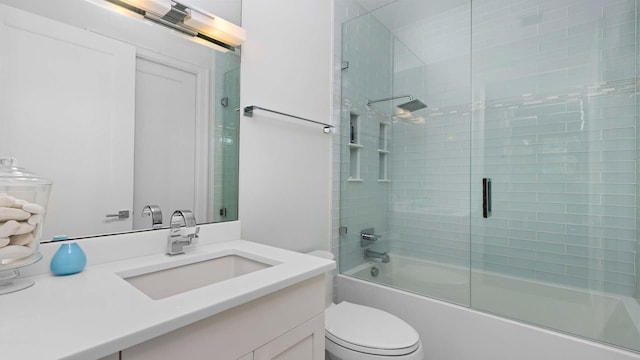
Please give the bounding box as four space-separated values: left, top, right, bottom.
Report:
348 113 362 181
378 122 389 150
378 122 390 181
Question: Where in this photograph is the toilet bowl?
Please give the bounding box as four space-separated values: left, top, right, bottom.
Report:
325 301 424 360
307 251 424 360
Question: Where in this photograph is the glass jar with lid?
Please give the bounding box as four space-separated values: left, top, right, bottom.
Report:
0 157 52 294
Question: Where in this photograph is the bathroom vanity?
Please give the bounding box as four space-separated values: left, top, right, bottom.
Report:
0 225 334 360
119 274 325 360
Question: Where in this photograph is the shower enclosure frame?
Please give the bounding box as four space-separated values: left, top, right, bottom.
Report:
335 0 640 354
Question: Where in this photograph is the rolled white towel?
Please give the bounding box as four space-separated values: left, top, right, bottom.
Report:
0 244 33 261
0 207 30 222
22 203 44 214
0 194 16 207
13 222 35 235
10 199 27 209
28 214 42 225
0 220 20 238
10 232 34 246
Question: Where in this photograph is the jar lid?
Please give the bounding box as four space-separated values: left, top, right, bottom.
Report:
0 157 52 185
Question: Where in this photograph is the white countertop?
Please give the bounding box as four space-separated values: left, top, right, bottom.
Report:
0 239 335 360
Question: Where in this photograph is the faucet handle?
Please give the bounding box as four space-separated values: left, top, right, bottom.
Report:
360 227 381 247
179 225 200 239
190 227 200 241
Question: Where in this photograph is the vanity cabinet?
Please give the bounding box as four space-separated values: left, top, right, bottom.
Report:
98 354 119 360
253 314 324 360
121 275 326 360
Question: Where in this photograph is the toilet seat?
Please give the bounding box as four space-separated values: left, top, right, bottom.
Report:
325 301 420 356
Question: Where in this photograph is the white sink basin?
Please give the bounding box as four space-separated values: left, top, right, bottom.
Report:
121 254 271 300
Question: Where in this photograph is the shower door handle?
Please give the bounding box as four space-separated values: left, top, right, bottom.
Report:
483 178 492 218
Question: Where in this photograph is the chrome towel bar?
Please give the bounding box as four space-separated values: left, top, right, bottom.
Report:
242 105 334 133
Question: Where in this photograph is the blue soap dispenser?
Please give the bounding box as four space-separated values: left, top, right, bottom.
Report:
50 235 87 276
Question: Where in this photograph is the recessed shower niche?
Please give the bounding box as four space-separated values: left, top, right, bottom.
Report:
348 113 362 181
378 122 389 181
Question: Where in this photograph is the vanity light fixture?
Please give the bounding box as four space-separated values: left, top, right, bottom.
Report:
106 0 246 50
183 8 245 47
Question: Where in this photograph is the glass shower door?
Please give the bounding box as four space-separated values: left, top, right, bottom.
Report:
212 50 240 223
219 67 240 221
470 0 640 351
339 7 472 307
338 12 394 280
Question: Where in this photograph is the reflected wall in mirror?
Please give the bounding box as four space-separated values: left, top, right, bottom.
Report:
0 0 241 242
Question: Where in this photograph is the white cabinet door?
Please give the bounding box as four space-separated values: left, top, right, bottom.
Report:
254 315 325 360
0 4 135 239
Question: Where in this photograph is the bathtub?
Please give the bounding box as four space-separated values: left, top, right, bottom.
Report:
339 254 640 360
344 255 470 305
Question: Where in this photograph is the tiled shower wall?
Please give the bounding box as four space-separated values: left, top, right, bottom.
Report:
389 4 472 269
387 0 638 295
470 0 638 295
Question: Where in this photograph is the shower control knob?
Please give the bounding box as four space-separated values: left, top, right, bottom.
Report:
361 228 381 247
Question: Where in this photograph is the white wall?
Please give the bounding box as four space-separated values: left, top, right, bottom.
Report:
239 0 334 252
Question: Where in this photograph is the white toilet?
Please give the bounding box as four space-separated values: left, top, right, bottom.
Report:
308 251 424 360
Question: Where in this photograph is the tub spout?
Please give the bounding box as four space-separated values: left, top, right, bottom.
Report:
364 249 390 263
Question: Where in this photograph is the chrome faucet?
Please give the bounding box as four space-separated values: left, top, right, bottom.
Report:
142 205 163 229
167 210 199 256
364 248 390 263
360 228 382 247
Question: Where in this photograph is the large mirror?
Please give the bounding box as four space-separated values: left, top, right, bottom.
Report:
0 0 241 242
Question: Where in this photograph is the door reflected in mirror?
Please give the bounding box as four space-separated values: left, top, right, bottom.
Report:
0 0 241 242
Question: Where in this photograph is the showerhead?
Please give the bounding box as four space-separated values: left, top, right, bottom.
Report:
398 99 427 113
367 95 428 113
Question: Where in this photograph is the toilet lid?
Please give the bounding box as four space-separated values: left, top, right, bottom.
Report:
325 301 420 356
